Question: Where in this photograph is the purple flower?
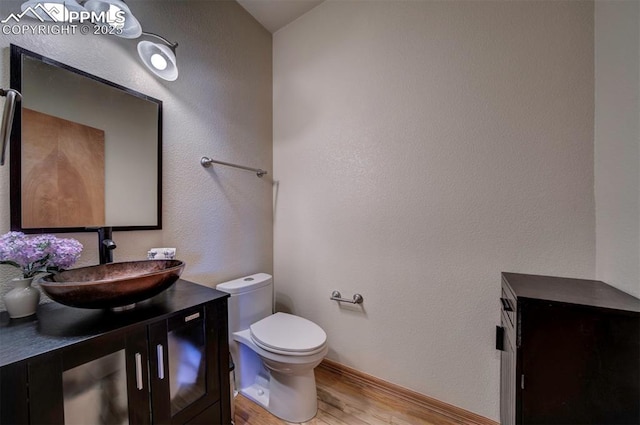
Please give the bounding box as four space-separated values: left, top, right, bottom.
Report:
0 232 83 278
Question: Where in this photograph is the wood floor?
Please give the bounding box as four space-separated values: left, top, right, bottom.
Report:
234 365 463 425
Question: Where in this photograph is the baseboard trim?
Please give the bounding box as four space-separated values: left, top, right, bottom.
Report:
319 358 498 425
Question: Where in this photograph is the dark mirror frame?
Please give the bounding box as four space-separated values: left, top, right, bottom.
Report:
9 44 163 233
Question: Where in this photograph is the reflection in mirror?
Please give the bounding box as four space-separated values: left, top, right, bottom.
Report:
63 349 129 425
10 44 162 233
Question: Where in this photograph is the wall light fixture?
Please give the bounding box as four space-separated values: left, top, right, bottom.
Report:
137 33 179 81
84 0 142 38
19 0 178 81
21 0 85 22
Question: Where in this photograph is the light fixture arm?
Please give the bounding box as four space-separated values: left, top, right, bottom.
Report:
142 32 178 52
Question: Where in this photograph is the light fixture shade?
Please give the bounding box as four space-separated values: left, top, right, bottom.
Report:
21 0 85 22
137 41 178 81
84 0 142 38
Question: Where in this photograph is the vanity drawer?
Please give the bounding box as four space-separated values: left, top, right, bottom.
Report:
501 285 516 328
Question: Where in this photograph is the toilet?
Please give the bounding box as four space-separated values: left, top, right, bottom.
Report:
215 273 328 423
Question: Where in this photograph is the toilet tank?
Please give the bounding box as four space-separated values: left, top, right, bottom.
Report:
216 273 273 333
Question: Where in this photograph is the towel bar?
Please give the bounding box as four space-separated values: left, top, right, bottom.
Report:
331 291 363 304
200 156 267 178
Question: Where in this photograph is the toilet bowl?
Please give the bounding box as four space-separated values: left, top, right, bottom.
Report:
215 274 328 423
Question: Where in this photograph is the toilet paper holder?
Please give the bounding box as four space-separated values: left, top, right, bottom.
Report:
331 291 364 304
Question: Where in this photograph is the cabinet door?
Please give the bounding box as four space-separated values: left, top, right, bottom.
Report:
521 301 640 424
0 361 29 424
148 304 221 424
28 328 151 425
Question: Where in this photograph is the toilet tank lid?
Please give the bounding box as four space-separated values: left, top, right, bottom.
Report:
216 273 272 294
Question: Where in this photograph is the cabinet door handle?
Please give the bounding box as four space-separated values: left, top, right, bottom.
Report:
135 352 144 390
157 344 165 380
184 312 200 322
500 298 513 312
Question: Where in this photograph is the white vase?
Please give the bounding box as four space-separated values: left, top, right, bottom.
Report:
3 277 40 318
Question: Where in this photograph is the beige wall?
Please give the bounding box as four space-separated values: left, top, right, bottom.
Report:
595 0 640 298
0 0 273 298
273 1 595 420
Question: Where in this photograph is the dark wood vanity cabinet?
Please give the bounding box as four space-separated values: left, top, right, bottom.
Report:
498 273 640 425
0 280 232 425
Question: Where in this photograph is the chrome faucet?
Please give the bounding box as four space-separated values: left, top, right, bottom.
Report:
91 227 117 264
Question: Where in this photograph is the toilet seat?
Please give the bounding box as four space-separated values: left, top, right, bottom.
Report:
250 313 327 356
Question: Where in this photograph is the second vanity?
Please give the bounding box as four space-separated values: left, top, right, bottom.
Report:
0 280 231 425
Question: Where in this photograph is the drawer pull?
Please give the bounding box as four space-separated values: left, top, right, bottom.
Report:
135 353 143 390
500 298 513 312
157 344 165 380
185 312 200 322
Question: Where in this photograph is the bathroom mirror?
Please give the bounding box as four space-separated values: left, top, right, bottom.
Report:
9 44 162 233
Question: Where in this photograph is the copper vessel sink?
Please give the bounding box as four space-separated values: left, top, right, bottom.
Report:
39 260 185 309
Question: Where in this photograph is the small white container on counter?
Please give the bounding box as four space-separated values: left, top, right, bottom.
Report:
147 248 176 260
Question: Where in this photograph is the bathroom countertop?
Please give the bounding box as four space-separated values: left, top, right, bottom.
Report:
502 272 640 313
0 279 229 367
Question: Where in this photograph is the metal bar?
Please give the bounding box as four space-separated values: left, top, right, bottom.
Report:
330 291 364 304
156 344 164 380
141 32 178 50
0 88 22 166
135 353 144 390
200 156 268 178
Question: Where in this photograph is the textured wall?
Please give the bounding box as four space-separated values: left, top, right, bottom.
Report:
273 1 595 420
0 0 273 303
595 0 640 298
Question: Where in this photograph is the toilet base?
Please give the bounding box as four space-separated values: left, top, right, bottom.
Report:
240 383 270 408
239 369 318 423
